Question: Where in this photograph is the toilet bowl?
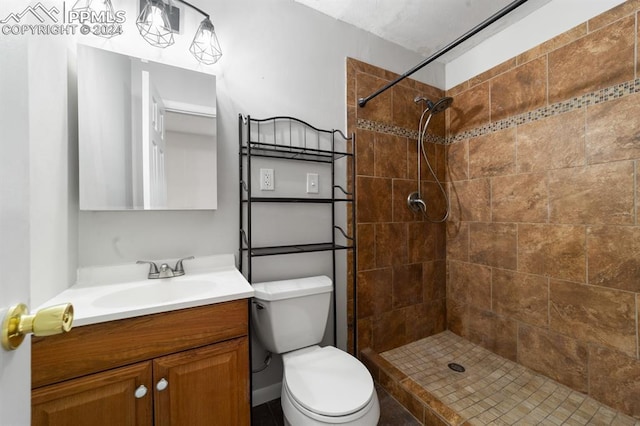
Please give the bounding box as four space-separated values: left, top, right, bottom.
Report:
252 276 379 426
280 346 380 425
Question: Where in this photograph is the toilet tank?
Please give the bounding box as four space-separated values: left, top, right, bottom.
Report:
251 276 332 354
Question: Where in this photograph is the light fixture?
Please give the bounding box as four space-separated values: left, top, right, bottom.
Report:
190 17 222 65
71 0 117 38
136 0 223 65
137 0 175 48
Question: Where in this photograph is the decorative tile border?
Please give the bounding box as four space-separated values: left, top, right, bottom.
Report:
357 118 446 144
358 78 640 145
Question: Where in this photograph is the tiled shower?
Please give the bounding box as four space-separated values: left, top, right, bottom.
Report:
347 0 640 421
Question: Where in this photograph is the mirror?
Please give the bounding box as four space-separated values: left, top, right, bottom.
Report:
77 44 217 210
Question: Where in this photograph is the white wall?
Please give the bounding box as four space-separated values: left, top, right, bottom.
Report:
75 0 432 266
16 0 433 404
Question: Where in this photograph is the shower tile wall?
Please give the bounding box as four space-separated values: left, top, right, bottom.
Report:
346 58 448 354
445 0 640 418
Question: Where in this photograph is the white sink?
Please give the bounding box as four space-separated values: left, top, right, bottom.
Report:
37 255 254 327
92 279 217 309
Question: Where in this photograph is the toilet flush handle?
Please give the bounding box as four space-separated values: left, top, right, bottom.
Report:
253 301 265 310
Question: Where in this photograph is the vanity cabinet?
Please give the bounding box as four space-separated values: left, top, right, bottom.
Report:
32 362 153 425
31 300 250 426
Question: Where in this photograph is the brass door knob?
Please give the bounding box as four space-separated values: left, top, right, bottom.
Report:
1 303 74 351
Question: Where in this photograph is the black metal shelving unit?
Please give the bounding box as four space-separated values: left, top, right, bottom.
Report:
238 114 357 353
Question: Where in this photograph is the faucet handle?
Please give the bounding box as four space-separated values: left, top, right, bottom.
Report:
174 256 195 275
137 260 160 278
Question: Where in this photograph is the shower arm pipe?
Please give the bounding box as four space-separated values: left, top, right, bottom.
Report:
357 0 529 108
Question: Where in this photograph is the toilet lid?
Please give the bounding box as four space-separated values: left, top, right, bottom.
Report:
283 346 374 417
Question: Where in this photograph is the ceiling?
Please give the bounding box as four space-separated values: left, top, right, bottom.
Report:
293 0 553 62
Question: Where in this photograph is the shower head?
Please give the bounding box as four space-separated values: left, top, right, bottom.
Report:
428 97 453 115
414 96 454 115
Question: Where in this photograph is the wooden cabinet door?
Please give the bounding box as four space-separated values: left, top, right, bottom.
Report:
32 362 153 426
153 337 250 426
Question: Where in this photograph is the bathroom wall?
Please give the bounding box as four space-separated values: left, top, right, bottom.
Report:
18 0 436 303
445 0 640 417
7 0 438 407
346 58 448 354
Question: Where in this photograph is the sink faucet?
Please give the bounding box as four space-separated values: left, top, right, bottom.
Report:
137 256 195 279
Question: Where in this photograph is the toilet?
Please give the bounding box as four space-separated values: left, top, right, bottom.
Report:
251 276 380 425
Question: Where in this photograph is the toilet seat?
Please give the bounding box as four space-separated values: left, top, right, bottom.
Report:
283 346 374 418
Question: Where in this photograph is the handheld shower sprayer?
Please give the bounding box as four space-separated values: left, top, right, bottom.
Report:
407 96 453 222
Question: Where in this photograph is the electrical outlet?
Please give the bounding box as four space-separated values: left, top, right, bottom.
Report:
260 168 274 191
306 173 319 194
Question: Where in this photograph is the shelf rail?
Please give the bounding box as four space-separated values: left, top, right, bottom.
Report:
239 115 357 353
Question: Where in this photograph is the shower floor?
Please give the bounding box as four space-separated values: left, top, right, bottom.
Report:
362 331 639 425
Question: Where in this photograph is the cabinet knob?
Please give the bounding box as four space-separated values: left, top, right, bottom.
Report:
134 385 148 399
156 378 168 391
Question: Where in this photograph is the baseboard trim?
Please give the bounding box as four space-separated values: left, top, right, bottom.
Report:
252 382 282 407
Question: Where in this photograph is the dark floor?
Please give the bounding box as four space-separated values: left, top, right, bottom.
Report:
251 383 421 425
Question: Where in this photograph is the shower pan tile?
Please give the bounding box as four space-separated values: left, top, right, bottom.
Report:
378 331 640 425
